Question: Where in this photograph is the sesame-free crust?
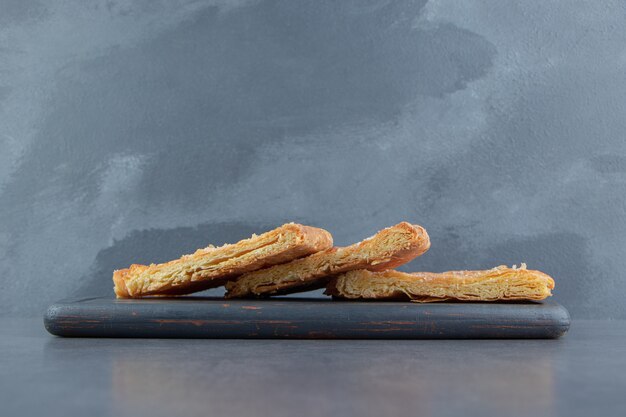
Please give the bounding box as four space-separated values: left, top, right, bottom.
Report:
325 264 555 302
113 223 333 298
225 222 430 298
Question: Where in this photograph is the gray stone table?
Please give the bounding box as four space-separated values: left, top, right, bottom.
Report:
1 319 625 417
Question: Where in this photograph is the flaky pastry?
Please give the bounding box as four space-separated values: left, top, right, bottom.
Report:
113 223 332 298
225 222 430 298
325 264 554 302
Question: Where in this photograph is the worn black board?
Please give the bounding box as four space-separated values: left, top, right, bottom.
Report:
44 297 570 339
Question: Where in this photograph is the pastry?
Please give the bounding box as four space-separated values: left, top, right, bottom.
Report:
113 223 333 298
225 222 430 298
325 264 554 302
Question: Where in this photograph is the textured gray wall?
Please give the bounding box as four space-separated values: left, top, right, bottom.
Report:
1 0 625 318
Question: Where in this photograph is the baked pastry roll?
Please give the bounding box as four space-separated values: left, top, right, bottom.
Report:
113 223 333 298
225 222 430 298
325 264 554 302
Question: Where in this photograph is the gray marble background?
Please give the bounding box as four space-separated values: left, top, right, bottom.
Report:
1 0 624 318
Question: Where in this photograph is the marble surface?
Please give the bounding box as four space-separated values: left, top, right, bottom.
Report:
1 318 625 417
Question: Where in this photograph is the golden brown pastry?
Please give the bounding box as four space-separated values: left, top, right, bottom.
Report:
325 264 554 302
225 222 430 298
113 223 333 298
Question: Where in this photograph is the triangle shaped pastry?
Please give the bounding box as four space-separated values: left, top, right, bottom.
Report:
325 264 554 302
113 223 333 298
225 222 430 298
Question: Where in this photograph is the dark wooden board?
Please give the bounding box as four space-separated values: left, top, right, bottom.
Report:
44 297 570 339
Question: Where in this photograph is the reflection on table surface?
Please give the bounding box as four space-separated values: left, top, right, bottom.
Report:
82 339 557 417
27 320 626 417
110 348 555 417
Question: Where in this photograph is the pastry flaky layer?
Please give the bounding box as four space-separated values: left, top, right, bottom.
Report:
225 222 431 298
113 223 333 298
325 264 555 302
